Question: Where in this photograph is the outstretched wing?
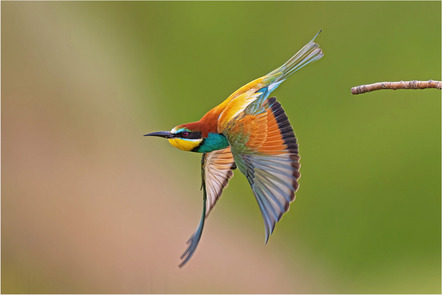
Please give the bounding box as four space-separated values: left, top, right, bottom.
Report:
223 97 300 243
179 147 236 268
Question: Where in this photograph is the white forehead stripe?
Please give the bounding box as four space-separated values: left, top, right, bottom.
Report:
171 127 189 134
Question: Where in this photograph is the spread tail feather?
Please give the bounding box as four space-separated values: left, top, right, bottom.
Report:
267 30 324 85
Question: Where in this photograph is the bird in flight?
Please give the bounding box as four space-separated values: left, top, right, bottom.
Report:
145 31 324 267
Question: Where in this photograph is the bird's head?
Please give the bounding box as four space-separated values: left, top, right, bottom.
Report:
144 124 204 152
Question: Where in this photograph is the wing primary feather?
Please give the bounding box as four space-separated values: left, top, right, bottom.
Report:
257 168 294 200
257 169 293 205
179 193 206 268
257 178 285 217
254 184 279 225
179 148 235 267
253 185 275 243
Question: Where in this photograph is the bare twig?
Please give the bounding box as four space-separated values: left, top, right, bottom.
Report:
351 80 442 95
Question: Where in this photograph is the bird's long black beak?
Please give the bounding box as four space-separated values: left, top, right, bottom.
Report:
144 131 173 138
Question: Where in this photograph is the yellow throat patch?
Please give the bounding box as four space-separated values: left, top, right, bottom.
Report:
168 138 203 151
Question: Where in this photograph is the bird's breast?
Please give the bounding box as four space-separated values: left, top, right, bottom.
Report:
195 133 230 153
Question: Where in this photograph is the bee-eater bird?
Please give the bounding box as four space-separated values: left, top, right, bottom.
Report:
145 31 323 267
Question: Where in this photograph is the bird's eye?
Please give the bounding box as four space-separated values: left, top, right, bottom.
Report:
181 132 190 138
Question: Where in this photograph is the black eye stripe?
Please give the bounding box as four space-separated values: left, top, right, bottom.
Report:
186 131 202 139
173 131 202 139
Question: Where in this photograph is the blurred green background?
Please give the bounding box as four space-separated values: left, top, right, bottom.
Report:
2 1 440 293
